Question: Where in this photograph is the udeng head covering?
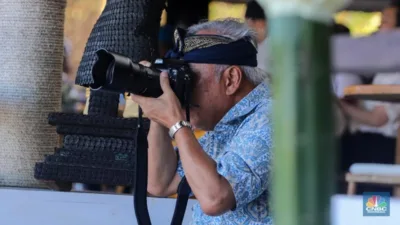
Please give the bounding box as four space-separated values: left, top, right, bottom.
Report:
165 28 258 67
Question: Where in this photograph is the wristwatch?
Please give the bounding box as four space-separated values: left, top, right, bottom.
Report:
169 121 192 139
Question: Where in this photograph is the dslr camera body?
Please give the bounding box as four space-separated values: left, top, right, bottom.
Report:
90 49 194 107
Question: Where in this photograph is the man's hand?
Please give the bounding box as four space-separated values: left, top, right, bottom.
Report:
131 66 185 129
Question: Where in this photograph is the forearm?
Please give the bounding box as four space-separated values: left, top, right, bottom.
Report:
147 121 179 195
343 104 388 127
174 127 234 215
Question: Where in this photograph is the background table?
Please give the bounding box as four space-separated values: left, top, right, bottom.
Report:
344 85 400 102
344 85 400 196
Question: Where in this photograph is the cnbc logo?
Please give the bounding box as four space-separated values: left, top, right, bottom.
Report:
363 192 390 216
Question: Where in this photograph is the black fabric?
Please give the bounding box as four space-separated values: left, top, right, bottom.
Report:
338 131 396 195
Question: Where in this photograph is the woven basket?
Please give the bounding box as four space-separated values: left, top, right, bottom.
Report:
0 0 66 187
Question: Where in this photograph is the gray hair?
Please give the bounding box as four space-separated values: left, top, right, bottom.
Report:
187 18 269 85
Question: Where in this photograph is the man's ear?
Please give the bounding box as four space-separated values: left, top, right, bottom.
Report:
221 66 242 95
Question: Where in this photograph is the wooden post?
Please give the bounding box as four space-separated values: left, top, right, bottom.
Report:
347 182 357 195
258 1 349 224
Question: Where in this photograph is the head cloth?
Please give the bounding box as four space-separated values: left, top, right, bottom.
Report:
165 28 258 67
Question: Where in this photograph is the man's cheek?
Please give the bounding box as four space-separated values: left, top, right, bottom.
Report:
190 90 201 107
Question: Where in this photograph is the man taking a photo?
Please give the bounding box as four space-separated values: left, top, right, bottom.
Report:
132 19 273 225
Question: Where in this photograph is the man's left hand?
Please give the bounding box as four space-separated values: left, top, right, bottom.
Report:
131 72 185 128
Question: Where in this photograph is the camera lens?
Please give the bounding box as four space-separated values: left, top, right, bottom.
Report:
106 62 115 85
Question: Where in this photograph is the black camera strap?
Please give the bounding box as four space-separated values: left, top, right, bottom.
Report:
134 107 151 225
134 106 192 225
171 176 192 225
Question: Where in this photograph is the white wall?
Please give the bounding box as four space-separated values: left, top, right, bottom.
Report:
0 188 398 225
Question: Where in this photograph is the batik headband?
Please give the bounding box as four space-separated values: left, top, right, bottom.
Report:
165 28 258 67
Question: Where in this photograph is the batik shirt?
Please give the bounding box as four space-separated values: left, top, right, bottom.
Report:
176 81 273 225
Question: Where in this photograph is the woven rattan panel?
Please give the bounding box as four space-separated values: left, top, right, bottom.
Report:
34 113 150 185
75 0 165 86
0 0 66 187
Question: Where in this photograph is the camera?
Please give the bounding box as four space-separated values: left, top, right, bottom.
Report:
90 49 194 106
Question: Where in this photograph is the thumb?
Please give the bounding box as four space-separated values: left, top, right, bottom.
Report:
160 72 172 94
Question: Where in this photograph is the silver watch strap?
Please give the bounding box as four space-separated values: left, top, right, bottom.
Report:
169 121 192 139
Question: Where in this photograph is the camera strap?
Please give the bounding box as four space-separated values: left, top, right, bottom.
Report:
134 107 151 225
170 174 191 225
133 106 192 225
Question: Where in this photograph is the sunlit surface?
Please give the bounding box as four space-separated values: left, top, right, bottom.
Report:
336 11 381 36
209 1 246 21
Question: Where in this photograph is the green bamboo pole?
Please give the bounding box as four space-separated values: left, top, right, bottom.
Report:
258 1 349 225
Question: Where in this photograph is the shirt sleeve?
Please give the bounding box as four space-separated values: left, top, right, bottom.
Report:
383 103 400 123
216 131 272 209
373 73 400 135
381 103 400 135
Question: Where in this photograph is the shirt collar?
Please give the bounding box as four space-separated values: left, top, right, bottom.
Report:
216 81 270 126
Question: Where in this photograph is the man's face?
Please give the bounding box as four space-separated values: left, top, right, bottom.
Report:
380 7 397 32
187 63 227 131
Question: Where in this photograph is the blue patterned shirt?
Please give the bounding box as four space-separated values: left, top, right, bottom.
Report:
177 81 273 225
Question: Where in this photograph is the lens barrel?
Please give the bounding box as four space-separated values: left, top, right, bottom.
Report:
90 49 163 98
